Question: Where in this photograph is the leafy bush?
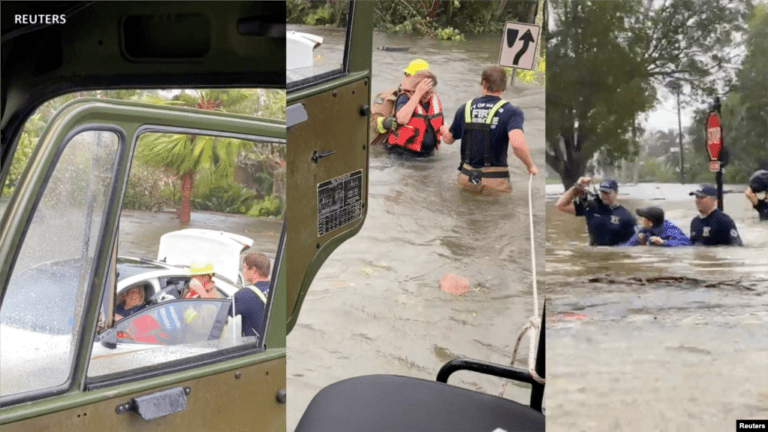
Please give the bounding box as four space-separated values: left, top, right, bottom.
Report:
436 26 465 41
247 195 284 217
123 165 175 211
192 183 256 214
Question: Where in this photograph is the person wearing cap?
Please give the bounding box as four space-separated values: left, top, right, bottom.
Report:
555 176 636 246
182 262 221 299
745 169 768 221
624 207 690 247
689 185 743 246
369 59 430 147
228 252 271 338
387 69 444 157
440 66 537 194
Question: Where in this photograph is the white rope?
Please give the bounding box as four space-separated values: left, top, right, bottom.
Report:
500 174 544 397
528 174 539 320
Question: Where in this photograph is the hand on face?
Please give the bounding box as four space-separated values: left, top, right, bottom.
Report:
414 79 433 99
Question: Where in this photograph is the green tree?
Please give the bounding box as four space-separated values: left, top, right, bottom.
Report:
546 0 749 188
686 3 768 183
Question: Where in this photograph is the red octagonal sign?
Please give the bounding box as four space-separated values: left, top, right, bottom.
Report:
706 111 722 161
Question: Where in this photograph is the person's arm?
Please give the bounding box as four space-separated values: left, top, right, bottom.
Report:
746 186 759 206
726 217 743 246
508 129 537 175
555 176 590 214
395 79 432 125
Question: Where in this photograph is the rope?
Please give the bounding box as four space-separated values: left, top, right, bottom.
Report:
499 174 544 397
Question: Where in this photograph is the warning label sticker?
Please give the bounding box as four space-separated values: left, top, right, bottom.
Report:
317 170 363 236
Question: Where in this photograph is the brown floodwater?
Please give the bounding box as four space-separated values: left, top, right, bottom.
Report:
546 181 768 432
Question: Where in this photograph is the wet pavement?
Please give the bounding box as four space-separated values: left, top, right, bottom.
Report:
546 181 768 432
287 26 546 430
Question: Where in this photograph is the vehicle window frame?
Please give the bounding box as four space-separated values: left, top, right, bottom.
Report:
0 124 127 406
83 125 286 390
286 0 355 93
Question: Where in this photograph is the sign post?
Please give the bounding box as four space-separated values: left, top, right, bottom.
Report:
705 98 724 210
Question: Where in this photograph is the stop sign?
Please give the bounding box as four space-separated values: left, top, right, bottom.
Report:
706 111 722 161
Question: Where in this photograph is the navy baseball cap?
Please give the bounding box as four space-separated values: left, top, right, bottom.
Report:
689 184 717 197
599 178 618 192
749 170 768 193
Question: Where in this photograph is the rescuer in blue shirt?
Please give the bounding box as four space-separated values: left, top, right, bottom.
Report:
624 206 690 247
689 185 743 246
745 169 768 221
556 177 637 246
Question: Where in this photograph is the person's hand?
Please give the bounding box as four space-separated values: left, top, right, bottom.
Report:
746 187 756 199
649 236 664 245
637 233 647 245
413 79 433 99
439 124 450 137
528 165 538 175
577 176 591 189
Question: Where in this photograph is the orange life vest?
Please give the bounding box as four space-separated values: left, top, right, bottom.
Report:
387 93 443 153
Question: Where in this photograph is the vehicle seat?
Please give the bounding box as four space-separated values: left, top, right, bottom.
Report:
294 374 544 432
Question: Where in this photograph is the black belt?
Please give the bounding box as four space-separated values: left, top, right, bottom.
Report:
460 167 509 184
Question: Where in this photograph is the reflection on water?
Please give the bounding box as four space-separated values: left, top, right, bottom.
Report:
546 181 768 431
287 26 546 431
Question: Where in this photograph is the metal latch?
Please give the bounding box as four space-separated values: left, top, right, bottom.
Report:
311 150 335 163
116 387 190 420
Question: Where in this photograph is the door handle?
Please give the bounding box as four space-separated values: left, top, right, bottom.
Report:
116 386 190 420
311 150 335 163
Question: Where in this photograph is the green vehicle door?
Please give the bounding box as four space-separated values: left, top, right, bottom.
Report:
286 1 374 333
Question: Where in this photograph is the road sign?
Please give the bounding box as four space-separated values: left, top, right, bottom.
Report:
498 22 541 70
709 161 720 172
706 111 723 162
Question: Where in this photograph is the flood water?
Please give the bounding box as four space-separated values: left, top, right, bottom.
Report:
287 27 546 430
546 181 768 432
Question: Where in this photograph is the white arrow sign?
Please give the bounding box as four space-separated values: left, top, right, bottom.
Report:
498 22 541 71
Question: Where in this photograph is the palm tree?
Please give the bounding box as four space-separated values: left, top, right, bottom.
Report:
135 89 285 223
136 90 240 223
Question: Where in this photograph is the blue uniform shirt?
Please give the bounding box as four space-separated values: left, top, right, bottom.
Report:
574 196 636 246
754 199 768 221
624 220 691 247
228 281 269 337
394 93 437 155
690 209 743 246
448 96 524 168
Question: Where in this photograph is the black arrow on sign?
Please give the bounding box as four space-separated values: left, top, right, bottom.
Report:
506 29 519 47
513 29 535 66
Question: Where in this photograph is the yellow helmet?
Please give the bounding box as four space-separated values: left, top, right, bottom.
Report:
189 262 215 277
404 59 429 75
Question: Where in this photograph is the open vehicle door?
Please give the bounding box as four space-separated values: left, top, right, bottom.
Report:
286 1 374 332
1 2 286 430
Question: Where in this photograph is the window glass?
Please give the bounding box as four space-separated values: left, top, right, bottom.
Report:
287 0 351 86
88 126 285 378
0 130 118 397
